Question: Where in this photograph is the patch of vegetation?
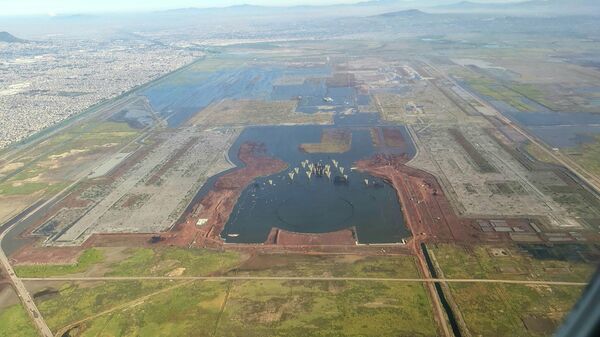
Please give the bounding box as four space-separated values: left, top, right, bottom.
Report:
508 83 554 109
0 304 39 337
300 129 352 153
107 247 242 277
73 281 227 337
430 244 596 283
0 180 69 197
14 248 105 277
221 280 436 337
566 135 600 178
36 280 175 333
449 283 581 337
0 120 138 199
68 121 139 148
229 254 421 278
71 280 436 337
0 181 49 196
188 99 333 127
525 142 559 164
463 76 542 112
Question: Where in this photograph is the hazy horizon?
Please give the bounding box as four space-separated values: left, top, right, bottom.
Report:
0 0 527 16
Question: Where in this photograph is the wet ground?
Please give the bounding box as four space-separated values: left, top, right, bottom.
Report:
221 125 415 244
143 62 416 244
142 63 335 127
459 81 600 148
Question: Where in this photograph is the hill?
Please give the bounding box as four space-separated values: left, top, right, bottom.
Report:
377 9 430 18
432 0 600 16
0 31 27 43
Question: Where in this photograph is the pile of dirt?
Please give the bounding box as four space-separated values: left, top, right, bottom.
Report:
265 228 356 246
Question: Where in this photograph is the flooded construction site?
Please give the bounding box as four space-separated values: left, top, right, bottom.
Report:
218 126 415 244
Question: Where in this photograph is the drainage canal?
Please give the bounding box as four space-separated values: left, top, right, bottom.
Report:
421 243 462 337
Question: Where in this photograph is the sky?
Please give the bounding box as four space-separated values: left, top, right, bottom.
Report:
0 0 522 16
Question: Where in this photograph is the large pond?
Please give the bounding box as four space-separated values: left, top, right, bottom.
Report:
142 62 334 127
457 80 600 148
220 125 414 244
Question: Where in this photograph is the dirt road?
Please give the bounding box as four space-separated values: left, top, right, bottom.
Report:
19 275 588 286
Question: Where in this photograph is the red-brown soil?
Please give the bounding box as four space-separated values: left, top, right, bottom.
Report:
168 142 288 248
382 128 407 148
299 129 351 153
265 228 356 246
356 154 479 249
10 246 83 265
370 128 382 147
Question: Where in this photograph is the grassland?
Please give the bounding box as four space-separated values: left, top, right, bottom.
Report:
11 247 422 280
14 248 105 278
0 120 140 221
188 99 333 127
461 75 540 112
430 244 592 336
107 247 242 277
0 181 68 196
14 247 243 278
299 129 352 153
39 280 436 337
35 280 177 333
70 281 226 337
220 280 436 337
524 141 560 165
0 303 39 337
230 253 421 278
449 283 582 337
565 135 600 178
24 251 435 336
430 243 595 283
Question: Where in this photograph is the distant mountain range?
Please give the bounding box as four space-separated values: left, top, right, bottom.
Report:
431 0 600 16
1 0 597 40
5 0 597 22
376 9 430 18
157 0 600 17
0 31 27 43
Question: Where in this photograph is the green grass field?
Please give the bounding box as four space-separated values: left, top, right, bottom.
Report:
39 280 436 337
24 249 433 336
14 248 105 278
566 135 600 178
13 247 421 280
107 247 242 277
36 280 177 333
449 283 582 337
0 303 39 337
229 253 421 278
13 247 243 278
430 244 596 283
0 120 139 199
221 280 436 337
524 142 560 165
